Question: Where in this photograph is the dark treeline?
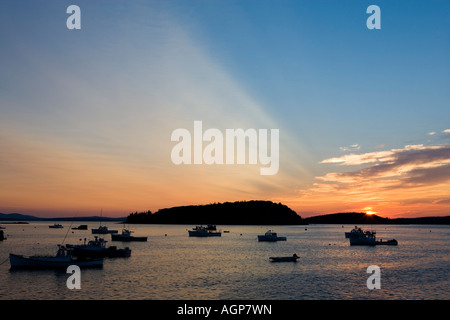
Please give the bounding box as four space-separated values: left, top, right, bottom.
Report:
304 212 450 225
304 212 390 224
126 206 450 225
126 200 306 225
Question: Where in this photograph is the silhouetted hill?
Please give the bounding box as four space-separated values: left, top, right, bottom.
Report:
0 213 42 221
126 200 306 225
304 212 450 225
304 212 390 224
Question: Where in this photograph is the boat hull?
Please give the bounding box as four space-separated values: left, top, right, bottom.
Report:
188 230 221 237
9 254 103 269
68 247 131 258
269 257 299 262
349 238 376 246
376 239 398 246
258 236 287 242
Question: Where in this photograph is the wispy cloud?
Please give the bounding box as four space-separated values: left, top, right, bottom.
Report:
320 149 394 165
319 144 450 184
339 144 360 152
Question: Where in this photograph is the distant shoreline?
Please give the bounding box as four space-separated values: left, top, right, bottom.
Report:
304 212 450 225
0 221 29 224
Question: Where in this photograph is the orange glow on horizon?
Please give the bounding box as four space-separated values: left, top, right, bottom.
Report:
363 207 377 215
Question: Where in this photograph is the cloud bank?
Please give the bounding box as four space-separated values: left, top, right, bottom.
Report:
296 143 450 218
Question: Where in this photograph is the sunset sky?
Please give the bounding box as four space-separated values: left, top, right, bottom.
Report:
1 0 449 219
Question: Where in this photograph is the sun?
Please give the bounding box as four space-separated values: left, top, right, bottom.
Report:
363 207 377 215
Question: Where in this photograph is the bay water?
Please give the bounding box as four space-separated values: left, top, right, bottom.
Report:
0 222 448 300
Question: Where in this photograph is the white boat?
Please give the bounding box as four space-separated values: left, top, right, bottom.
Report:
111 229 148 242
92 225 118 234
72 225 88 230
188 225 221 237
269 254 299 262
49 223 63 229
345 226 376 245
257 230 287 242
345 226 398 246
9 245 103 269
376 238 398 245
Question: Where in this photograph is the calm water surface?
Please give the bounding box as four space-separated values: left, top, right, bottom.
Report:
0 222 448 299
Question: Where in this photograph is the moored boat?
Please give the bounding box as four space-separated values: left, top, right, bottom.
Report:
92 225 118 234
9 245 103 269
376 238 398 246
269 254 299 262
188 225 221 237
49 223 63 229
111 229 148 242
345 226 397 246
66 236 131 257
257 230 287 242
72 225 88 230
345 226 376 245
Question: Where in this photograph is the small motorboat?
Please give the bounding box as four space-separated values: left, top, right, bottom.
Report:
92 226 118 234
269 254 299 262
111 229 148 242
376 239 398 246
72 225 88 230
258 230 287 242
9 245 103 269
49 224 63 229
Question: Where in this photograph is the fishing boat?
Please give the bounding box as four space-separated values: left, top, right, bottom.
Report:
269 254 299 262
257 230 287 242
9 245 103 269
66 236 131 257
188 225 221 237
91 225 118 234
345 226 397 246
111 229 148 242
345 226 376 245
49 223 63 229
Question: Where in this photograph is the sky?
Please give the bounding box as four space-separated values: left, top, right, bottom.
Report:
0 0 449 218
